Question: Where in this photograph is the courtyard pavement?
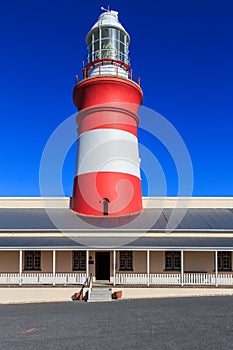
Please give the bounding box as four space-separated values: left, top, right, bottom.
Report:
0 296 233 349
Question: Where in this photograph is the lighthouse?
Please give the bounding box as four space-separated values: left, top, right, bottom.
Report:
71 9 143 217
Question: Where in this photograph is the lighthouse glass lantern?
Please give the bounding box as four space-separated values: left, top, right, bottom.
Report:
71 9 143 217
85 10 130 78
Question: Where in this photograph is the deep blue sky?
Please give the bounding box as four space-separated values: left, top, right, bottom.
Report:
0 0 232 197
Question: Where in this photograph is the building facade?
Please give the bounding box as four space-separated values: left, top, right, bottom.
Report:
0 197 232 287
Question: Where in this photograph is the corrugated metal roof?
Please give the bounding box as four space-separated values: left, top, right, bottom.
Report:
126 236 233 249
0 236 83 248
0 236 232 250
0 208 232 231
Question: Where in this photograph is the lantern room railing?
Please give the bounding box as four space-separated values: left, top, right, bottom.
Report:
75 58 141 86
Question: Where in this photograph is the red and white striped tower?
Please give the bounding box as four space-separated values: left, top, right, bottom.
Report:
71 9 143 216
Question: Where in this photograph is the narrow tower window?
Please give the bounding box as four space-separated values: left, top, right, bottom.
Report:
103 198 110 216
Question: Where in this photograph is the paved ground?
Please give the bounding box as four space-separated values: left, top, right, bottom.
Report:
0 296 233 350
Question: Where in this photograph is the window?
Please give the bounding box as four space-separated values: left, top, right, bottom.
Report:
218 251 232 271
86 26 129 64
24 251 41 270
73 251 86 271
165 251 181 271
120 251 133 271
103 198 109 215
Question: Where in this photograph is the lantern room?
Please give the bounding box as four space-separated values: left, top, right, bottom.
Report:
84 10 131 78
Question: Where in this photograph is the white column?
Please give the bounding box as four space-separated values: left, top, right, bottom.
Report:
19 250 23 286
215 250 218 287
147 250 150 286
53 250 56 286
113 250 116 286
86 250 89 279
181 250 184 286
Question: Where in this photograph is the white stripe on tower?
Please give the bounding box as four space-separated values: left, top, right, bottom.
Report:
75 128 140 178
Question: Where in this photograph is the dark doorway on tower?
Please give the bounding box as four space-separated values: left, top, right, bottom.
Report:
103 198 110 215
95 252 110 281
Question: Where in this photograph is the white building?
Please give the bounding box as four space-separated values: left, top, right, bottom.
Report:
0 197 232 287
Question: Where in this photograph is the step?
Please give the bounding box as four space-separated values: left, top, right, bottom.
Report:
88 287 112 302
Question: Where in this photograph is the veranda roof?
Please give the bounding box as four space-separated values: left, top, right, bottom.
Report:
0 207 232 249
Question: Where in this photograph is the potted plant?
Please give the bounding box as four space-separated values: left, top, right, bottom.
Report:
112 290 122 299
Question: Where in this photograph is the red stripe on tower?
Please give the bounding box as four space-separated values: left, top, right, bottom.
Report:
71 9 143 217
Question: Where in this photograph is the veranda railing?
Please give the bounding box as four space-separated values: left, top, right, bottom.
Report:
0 272 233 286
115 272 233 286
0 273 86 285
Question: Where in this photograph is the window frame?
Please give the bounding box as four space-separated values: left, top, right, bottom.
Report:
24 251 41 271
119 251 133 271
165 251 181 271
73 251 86 271
218 251 232 271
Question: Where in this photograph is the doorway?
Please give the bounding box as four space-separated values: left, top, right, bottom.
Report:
103 198 109 215
95 252 110 281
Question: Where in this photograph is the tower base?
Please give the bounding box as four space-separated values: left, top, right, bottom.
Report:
71 172 142 217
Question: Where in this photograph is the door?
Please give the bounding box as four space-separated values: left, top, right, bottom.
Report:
95 252 110 280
